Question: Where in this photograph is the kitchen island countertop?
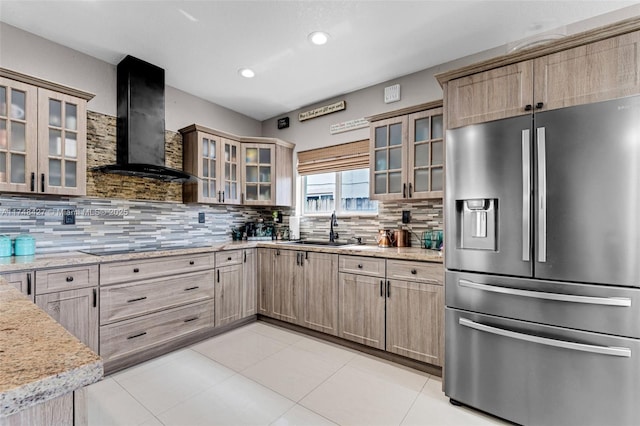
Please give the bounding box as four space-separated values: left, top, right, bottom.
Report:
0 280 103 418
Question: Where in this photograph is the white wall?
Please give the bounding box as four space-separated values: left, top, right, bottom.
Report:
0 22 261 135
261 4 640 153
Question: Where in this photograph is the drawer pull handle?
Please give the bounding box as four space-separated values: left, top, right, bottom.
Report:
411 269 417 275
66 276 74 282
184 317 199 323
227 257 232 261
127 296 147 303
189 260 195 265
127 332 147 340
184 286 199 291
133 268 140 273
357 264 363 269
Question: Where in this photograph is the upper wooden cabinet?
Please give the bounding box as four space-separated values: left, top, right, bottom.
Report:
180 125 294 207
368 101 444 201
441 26 640 129
0 70 92 196
445 62 534 129
242 138 294 207
182 127 241 204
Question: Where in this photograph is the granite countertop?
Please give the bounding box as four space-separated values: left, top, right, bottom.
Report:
0 281 103 418
0 240 441 272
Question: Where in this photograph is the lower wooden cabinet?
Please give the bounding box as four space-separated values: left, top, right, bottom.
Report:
303 252 338 335
100 299 214 363
258 248 274 315
338 272 386 350
271 249 303 324
215 263 243 327
242 248 257 317
386 279 443 366
0 270 35 301
35 287 99 353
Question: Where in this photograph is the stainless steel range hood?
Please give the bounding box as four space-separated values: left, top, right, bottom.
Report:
93 55 196 183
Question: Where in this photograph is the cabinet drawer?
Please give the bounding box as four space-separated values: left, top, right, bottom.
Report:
100 270 215 325
100 299 214 362
215 250 243 267
100 253 215 285
386 259 443 284
36 264 98 294
339 255 385 277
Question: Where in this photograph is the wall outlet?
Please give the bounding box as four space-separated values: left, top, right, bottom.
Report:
402 210 410 224
63 209 75 225
198 212 205 223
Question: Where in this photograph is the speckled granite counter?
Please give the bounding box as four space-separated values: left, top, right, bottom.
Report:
0 240 441 272
0 281 103 418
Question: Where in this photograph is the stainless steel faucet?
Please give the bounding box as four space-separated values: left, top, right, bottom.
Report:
329 211 338 242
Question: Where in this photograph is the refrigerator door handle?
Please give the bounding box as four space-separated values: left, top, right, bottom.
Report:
522 129 531 262
537 127 547 263
459 318 631 357
458 279 632 307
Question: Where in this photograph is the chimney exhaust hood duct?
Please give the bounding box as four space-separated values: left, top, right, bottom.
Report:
93 55 196 182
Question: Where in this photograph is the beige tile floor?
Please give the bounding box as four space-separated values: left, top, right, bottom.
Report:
86 322 508 426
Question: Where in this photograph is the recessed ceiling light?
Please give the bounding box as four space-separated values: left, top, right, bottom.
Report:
178 8 198 22
238 68 255 78
308 31 330 46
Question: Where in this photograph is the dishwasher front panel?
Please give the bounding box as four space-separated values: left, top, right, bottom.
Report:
445 308 640 426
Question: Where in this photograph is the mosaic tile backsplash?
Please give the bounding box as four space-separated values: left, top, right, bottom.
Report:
298 199 444 247
0 195 291 254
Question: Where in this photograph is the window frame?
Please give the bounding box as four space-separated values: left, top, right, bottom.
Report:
301 168 378 217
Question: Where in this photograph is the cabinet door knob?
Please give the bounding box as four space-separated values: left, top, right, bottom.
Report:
357 264 363 269
227 257 232 261
524 104 533 111
535 102 544 109
189 260 195 265
66 276 74 282
411 269 417 275
133 268 140 273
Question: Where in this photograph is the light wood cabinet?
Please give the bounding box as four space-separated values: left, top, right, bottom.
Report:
242 140 294 207
369 102 444 200
338 272 386 350
0 71 92 196
0 270 35 301
533 30 640 112
445 30 640 129
257 248 274 316
182 127 241 204
36 287 98 353
99 252 215 370
445 61 534 129
302 251 338 336
242 248 257 317
271 249 304 324
215 258 243 327
386 279 443 366
180 125 295 207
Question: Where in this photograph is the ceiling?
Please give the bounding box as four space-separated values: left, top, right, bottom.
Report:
1 1 638 121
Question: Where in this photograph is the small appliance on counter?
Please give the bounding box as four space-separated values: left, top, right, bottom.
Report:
14 234 36 256
289 217 301 240
394 229 410 247
375 230 395 247
0 235 12 257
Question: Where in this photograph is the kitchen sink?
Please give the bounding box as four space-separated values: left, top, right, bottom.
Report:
286 240 352 247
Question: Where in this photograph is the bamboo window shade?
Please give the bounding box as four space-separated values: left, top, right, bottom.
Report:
297 140 370 175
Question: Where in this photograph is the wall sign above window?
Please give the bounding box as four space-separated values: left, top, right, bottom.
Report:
299 100 346 122
277 117 290 129
329 118 369 134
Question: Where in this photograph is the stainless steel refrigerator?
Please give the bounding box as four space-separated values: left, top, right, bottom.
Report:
444 95 640 425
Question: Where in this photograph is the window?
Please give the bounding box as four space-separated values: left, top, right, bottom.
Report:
303 168 377 215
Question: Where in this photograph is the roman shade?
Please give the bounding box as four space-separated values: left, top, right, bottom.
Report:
297 140 369 175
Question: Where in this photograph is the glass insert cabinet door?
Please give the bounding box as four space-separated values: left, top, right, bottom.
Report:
407 108 444 198
0 77 38 193
38 88 86 195
242 143 274 205
370 115 408 200
199 133 219 203
221 138 241 204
